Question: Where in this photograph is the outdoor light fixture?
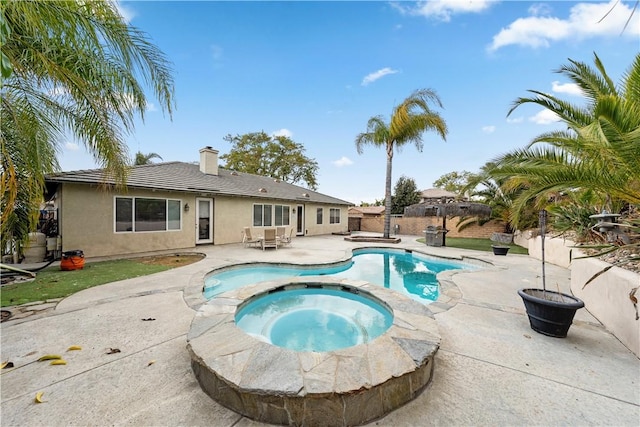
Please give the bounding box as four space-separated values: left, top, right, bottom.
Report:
184 203 190 212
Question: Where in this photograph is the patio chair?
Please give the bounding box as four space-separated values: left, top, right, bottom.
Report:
280 228 294 247
276 226 286 241
262 228 278 251
242 227 261 248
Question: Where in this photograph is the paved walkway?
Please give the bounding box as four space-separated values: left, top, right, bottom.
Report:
1 235 638 426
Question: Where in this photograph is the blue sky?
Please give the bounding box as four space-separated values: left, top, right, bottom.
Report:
59 0 640 205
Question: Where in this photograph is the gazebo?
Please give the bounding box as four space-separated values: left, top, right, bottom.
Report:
404 202 492 246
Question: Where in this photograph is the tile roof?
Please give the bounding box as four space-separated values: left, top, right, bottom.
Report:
45 162 352 206
349 206 385 215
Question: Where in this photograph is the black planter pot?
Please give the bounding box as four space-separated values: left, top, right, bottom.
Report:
491 245 510 256
518 288 584 338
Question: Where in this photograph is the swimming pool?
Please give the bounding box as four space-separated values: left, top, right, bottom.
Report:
203 247 476 303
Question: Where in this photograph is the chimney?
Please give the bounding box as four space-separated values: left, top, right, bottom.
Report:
199 146 218 175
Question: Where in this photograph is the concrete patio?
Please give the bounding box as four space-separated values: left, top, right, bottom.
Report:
1 235 638 426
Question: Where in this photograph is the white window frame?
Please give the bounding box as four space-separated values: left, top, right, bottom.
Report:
114 196 182 233
330 207 341 224
253 204 291 227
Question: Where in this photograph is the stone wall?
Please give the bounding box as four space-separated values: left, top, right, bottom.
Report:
360 216 506 239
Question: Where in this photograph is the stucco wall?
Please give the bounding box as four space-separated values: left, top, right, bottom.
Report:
59 184 196 258
214 199 349 244
527 235 575 268
58 183 350 257
570 257 639 358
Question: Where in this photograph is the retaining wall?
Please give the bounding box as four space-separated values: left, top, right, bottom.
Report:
527 236 639 358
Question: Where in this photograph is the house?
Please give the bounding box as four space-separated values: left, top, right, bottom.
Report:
44 147 352 258
419 188 462 204
347 206 385 218
347 206 385 232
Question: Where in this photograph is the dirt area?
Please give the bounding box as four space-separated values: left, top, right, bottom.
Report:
135 253 205 267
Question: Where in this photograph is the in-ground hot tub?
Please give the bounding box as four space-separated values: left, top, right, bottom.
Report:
236 285 394 352
188 278 441 426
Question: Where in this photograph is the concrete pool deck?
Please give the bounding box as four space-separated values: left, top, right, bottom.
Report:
1 235 639 426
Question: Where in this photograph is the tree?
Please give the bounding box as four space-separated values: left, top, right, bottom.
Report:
355 89 448 238
220 132 319 189
433 170 473 195
134 151 163 165
1 0 175 258
488 52 640 227
391 176 420 214
461 162 536 233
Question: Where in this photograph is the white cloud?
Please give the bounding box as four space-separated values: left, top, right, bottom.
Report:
489 0 640 51
528 3 552 17
332 156 353 167
361 67 399 86
529 109 561 125
65 142 80 151
489 16 571 50
506 116 524 124
113 1 135 23
391 0 497 22
146 103 158 112
272 128 292 138
551 81 583 96
482 125 496 133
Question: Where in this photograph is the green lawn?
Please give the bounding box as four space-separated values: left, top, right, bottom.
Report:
416 237 529 255
1 259 172 307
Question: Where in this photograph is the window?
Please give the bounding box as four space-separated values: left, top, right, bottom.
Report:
254 204 290 227
115 197 181 232
115 198 133 232
316 208 323 224
253 204 272 226
167 200 181 230
274 205 290 226
330 208 340 224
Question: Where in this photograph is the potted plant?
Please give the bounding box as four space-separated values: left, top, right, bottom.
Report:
491 245 510 255
518 210 584 338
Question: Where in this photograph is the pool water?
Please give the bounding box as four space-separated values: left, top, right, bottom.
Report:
235 286 393 352
204 248 474 303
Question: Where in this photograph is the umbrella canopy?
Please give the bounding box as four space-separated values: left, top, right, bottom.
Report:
404 202 492 218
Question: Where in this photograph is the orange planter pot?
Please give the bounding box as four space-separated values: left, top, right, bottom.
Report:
61 250 85 271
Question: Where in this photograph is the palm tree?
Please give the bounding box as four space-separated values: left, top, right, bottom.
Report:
1 0 175 258
134 151 164 165
488 52 640 226
355 89 448 238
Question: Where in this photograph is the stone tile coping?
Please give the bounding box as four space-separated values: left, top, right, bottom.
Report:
188 277 441 427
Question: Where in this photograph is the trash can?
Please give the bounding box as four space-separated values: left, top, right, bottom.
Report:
394 224 400 235
61 250 85 271
424 226 446 247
